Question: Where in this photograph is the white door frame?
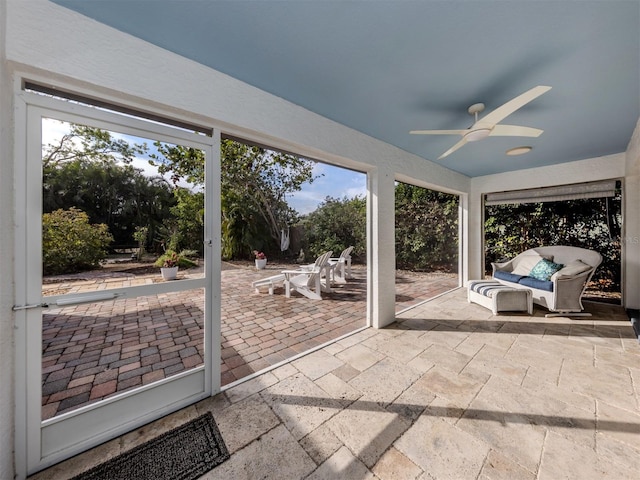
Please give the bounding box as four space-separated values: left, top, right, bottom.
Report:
14 90 221 476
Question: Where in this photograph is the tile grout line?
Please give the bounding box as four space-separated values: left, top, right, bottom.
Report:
594 398 601 454
627 366 640 412
520 365 530 387
556 358 564 387
617 330 625 352
458 342 480 377
503 329 517 356
453 363 491 428
534 429 549 480
593 398 600 456
476 449 492 480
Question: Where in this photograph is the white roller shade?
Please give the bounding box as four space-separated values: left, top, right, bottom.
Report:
485 180 617 205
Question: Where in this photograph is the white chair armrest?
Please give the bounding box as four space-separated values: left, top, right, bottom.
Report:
281 268 319 275
492 260 514 274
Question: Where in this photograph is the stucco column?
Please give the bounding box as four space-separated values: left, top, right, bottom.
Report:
466 180 484 283
624 119 640 310
0 0 16 477
369 164 396 328
624 178 640 309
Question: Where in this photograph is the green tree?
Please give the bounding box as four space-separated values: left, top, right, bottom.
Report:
42 123 147 171
220 140 317 256
42 208 114 275
301 196 366 260
42 121 175 248
160 188 205 254
394 183 459 272
133 226 148 261
151 138 318 259
484 194 622 291
43 157 175 248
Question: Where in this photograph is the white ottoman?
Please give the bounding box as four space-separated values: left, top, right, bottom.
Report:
468 280 532 315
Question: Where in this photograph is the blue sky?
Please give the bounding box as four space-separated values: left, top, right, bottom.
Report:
42 118 367 215
287 162 366 215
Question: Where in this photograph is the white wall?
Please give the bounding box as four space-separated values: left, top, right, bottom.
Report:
624 119 640 309
0 0 15 478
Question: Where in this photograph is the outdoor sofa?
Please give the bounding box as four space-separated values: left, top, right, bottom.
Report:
491 245 602 315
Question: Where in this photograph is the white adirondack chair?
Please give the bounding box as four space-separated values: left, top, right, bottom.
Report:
252 273 285 295
282 251 333 300
328 246 354 283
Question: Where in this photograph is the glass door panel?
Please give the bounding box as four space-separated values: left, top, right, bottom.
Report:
41 288 205 419
17 99 218 475
40 116 208 420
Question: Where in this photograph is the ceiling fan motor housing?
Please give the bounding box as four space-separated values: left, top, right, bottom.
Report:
464 128 491 141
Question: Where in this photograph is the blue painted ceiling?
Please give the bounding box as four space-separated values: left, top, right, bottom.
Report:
53 0 640 177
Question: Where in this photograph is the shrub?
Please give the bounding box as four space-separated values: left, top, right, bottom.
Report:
43 207 114 275
301 196 366 260
153 250 198 269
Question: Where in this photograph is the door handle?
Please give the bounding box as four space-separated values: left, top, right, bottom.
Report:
12 303 48 311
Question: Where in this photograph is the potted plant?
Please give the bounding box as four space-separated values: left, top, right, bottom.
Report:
154 249 199 280
253 250 267 270
159 251 180 280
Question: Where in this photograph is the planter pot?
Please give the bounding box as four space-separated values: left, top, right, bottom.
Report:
161 266 179 280
255 258 267 270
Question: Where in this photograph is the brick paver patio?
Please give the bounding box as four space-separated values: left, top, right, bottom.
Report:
41 261 458 419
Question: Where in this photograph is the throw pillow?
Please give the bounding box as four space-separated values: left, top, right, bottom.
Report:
512 254 547 276
552 260 592 279
529 258 564 281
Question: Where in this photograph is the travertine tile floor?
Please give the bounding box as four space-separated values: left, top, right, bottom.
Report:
31 289 640 480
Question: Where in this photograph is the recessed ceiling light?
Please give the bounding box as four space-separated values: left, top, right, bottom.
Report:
506 146 532 156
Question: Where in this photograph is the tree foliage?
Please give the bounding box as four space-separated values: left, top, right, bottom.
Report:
150 138 318 259
484 194 622 291
220 140 317 257
159 188 205 254
43 124 147 171
395 183 459 272
43 208 114 275
42 122 175 249
42 123 319 266
301 196 366 260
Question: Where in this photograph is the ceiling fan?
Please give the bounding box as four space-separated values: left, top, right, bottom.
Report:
410 85 551 159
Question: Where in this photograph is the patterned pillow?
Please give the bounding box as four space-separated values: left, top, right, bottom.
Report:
529 258 564 281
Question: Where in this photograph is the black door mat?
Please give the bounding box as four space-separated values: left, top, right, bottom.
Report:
71 412 229 480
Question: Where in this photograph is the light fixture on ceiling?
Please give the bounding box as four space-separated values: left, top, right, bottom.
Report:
463 128 491 142
410 86 551 159
506 146 532 156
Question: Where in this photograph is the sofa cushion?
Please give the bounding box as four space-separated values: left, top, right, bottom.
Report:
529 258 564 281
494 270 525 283
511 253 550 276
552 259 592 279
518 275 554 292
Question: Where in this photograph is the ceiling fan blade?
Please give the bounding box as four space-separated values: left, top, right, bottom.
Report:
489 124 544 137
410 129 467 135
475 85 551 127
438 138 468 159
